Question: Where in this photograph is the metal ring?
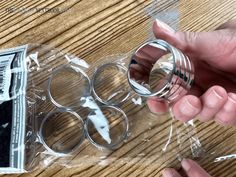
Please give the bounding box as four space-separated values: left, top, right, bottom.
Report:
92 62 131 105
47 64 91 109
39 109 85 156
127 39 194 102
84 105 129 150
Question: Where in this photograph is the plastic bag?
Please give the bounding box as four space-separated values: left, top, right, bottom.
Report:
0 0 235 174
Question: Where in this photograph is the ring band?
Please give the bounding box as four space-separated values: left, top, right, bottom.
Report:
92 63 130 105
127 39 194 102
84 105 129 150
39 109 85 156
48 65 91 109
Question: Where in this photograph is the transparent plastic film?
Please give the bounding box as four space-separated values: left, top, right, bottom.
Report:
0 44 137 173
0 0 235 175
145 0 180 39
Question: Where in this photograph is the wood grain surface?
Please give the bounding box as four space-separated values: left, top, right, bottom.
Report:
0 0 236 177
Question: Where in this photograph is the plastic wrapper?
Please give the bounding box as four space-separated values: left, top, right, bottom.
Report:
0 0 235 174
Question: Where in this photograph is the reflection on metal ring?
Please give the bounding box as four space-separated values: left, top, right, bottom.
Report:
92 63 130 105
127 39 194 102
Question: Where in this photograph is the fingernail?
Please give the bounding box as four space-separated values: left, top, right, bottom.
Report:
221 93 236 112
206 89 223 108
162 168 174 177
147 99 168 115
228 93 236 104
149 105 167 115
155 19 175 34
181 159 191 172
179 97 199 117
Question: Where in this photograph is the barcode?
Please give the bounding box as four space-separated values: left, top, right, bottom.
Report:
0 59 11 94
0 54 15 101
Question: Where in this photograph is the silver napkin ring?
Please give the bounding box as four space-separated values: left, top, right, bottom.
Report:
127 39 194 102
39 109 85 156
92 62 130 105
48 64 91 108
84 105 129 150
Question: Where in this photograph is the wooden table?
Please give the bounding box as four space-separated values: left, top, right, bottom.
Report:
1 0 236 176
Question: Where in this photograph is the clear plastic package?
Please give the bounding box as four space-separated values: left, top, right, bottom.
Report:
0 0 235 175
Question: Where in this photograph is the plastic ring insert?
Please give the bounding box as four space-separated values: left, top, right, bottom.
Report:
127 39 194 102
92 63 130 105
39 109 85 156
84 105 129 150
48 65 91 109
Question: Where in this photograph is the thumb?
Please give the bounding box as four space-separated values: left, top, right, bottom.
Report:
216 19 236 30
153 19 236 67
181 159 212 177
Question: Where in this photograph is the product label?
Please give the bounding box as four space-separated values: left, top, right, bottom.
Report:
0 45 28 173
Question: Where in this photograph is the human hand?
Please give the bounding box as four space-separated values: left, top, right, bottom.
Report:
163 159 211 177
147 19 236 125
